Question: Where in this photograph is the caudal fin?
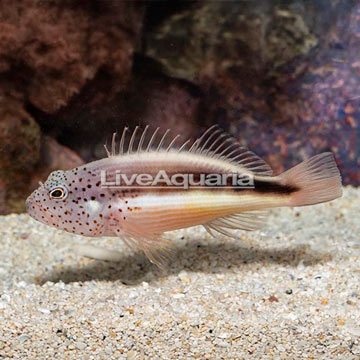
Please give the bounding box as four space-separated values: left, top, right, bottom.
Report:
280 152 342 207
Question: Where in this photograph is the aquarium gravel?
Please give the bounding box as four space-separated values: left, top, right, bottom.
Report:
0 187 359 359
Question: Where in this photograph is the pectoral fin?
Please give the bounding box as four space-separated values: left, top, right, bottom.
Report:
110 216 173 268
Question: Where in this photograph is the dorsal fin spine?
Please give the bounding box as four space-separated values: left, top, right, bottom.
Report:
166 134 180 152
137 125 149 153
128 126 139 154
204 133 227 155
178 139 191 152
111 132 117 156
188 138 200 152
199 129 222 153
157 129 170 151
119 126 128 155
146 127 160 152
212 137 234 156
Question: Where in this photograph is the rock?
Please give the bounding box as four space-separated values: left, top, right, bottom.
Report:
0 96 83 214
145 1 325 82
0 97 41 214
144 0 360 185
0 0 144 113
32 59 201 162
0 0 145 213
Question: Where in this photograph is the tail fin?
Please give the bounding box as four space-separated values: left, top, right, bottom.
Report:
280 152 342 207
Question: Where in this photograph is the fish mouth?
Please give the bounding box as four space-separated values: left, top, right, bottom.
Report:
25 196 59 226
25 197 33 214
25 197 41 222
25 197 44 222
25 196 35 216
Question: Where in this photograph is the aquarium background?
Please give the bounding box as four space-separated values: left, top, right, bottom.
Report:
0 0 359 214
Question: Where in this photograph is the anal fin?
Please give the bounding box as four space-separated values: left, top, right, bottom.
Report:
203 210 268 239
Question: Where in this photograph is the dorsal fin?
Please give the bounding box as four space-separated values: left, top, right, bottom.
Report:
104 126 273 176
191 126 273 176
104 126 192 157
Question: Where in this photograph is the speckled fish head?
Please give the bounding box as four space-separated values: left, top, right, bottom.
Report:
26 168 105 236
26 170 71 228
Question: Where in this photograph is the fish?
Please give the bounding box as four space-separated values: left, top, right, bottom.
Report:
26 125 342 267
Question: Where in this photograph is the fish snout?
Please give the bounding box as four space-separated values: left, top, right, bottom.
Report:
25 197 31 213
25 196 35 215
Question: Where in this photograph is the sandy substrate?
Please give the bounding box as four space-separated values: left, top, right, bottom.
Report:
0 187 359 359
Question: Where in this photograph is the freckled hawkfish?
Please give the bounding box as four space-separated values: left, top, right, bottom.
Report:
26 126 342 267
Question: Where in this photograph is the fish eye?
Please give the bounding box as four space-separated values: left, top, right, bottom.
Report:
49 186 68 200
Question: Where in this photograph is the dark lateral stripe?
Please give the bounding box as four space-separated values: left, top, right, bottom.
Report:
252 179 299 195
99 170 299 195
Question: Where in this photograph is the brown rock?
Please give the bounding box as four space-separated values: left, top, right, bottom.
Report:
34 61 202 162
0 97 41 214
0 0 144 113
0 96 84 214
